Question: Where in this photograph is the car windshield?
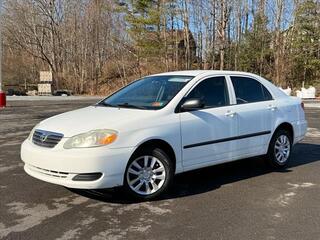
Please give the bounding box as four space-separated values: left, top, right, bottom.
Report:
99 75 193 110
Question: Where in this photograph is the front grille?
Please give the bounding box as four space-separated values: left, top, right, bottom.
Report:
32 129 64 148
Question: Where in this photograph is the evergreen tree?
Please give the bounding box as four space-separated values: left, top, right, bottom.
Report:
290 0 320 87
238 7 272 77
124 0 165 74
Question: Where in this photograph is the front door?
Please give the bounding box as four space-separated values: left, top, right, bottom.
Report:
180 76 238 168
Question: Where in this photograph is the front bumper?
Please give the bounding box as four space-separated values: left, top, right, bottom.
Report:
21 139 134 189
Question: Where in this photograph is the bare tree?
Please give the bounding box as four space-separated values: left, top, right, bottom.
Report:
1 0 319 94
218 0 229 70
274 0 284 86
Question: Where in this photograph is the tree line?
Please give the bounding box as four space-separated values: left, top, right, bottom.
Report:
1 0 319 94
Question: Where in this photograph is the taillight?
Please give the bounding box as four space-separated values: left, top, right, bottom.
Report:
301 102 305 111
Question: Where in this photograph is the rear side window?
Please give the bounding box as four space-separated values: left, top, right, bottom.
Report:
231 76 273 104
187 76 229 108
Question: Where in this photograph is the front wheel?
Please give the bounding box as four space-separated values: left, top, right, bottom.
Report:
266 129 292 168
124 147 173 200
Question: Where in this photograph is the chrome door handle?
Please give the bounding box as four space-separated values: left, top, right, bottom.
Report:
225 110 236 117
267 105 277 111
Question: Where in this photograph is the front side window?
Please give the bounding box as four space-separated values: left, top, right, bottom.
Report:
231 76 273 104
100 75 193 110
186 76 229 108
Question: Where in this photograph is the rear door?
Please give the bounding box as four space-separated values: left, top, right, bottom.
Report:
180 76 238 168
229 75 275 156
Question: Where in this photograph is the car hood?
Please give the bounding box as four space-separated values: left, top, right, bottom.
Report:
38 106 155 137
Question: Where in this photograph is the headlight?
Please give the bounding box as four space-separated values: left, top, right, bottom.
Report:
28 124 40 140
63 129 118 149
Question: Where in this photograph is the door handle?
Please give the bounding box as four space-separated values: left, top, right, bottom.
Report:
225 110 236 117
267 105 277 111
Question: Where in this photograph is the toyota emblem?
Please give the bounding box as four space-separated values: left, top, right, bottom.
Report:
40 134 48 142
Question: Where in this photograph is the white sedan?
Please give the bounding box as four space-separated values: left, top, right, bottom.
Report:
21 71 307 199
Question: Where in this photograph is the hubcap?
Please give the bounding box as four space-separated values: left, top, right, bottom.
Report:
274 135 290 163
126 156 166 195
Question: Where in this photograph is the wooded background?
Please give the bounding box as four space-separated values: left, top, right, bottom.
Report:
1 0 320 95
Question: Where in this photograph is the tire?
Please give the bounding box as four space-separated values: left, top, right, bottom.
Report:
123 146 174 200
266 129 292 168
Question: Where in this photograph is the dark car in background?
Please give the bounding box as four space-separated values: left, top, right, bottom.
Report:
53 90 72 96
7 89 27 96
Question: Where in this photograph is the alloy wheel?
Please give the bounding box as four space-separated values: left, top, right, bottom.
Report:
274 135 291 163
126 155 166 196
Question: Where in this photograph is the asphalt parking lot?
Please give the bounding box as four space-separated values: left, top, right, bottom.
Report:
1 97 320 240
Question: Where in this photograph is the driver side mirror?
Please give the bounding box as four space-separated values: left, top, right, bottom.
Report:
180 98 205 112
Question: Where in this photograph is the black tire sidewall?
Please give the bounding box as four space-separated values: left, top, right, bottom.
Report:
123 147 173 200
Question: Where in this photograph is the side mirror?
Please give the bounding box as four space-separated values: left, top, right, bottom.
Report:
181 98 204 112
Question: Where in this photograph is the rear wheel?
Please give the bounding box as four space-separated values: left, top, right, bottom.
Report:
124 147 173 200
266 129 292 168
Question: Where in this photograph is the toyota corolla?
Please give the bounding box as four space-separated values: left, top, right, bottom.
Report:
21 71 307 199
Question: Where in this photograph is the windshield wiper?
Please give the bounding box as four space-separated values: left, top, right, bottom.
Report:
97 102 116 107
96 101 146 109
116 103 146 109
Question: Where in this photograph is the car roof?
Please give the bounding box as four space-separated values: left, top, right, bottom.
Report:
151 70 260 78
152 70 289 99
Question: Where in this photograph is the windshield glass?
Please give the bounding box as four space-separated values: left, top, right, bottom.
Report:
100 75 193 110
